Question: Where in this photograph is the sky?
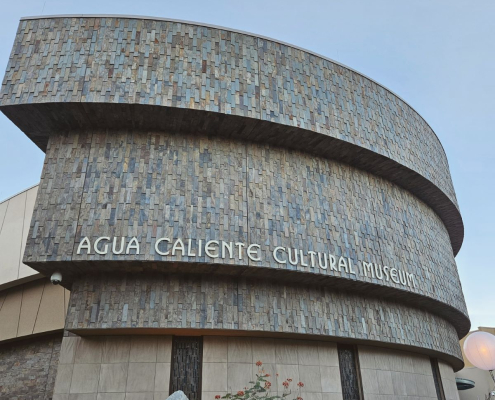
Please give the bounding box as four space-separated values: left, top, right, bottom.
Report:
0 0 493 331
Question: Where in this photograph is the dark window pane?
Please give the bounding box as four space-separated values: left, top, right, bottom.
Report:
430 357 446 400
338 344 362 400
170 336 203 400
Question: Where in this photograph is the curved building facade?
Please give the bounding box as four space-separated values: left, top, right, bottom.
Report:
0 15 468 400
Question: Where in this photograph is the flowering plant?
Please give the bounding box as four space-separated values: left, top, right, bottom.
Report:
215 361 304 400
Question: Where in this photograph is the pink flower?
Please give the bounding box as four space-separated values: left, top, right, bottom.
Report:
237 391 245 396
297 382 304 388
256 361 263 366
215 396 221 399
283 381 290 388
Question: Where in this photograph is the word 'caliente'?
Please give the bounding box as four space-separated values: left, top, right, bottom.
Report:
77 236 418 288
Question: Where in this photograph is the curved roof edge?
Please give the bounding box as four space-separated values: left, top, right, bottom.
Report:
19 14 449 160
0 183 39 204
0 102 464 255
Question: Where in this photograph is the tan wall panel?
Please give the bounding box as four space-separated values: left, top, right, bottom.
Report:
54 335 172 397
18 186 39 279
0 192 26 283
439 360 460 400
202 336 342 400
17 279 44 336
33 282 66 334
0 278 66 342
0 288 23 340
0 200 8 231
0 186 40 288
358 345 438 399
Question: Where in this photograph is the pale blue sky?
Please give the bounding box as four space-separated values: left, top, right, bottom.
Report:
0 0 493 331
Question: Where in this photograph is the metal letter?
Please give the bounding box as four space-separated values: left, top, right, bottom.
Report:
155 238 171 256
390 268 399 283
362 262 374 278
329 254 337 271
348 258 356 274
126 237 140 255
374 263 383 279
273 247 287 264
383 266 390 281
172 238 186 256
77 237 91 255
300 250 308 267
221 241 233 259
94 237 110 255
288 248 298 266
247 244 261 262
318 253 328 270
205 240 219 258
187 239 196 257
112 237 125 255
234 243 245 259
308 251 317 268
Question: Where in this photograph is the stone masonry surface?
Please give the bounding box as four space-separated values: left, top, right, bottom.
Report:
65 274 463 364
0 15 469 373
0 16 458 213
25 132 467 319
0 333 61 400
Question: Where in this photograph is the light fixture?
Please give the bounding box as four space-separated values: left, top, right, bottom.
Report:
463 331 495 399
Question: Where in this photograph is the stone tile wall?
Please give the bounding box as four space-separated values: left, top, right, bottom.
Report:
25 132 466 319
52 335 172 400
0 16 458 212
0 332 62 399
202 336 342 400
65 274 463 364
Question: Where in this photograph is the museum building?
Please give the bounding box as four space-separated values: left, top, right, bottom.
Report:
0 15 469 400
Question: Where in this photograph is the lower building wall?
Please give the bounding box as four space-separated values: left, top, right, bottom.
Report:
358 345 459 400
0 332 62 400
49 334 462 400
439 360 461 400
202 337 343 400
52 335 173 399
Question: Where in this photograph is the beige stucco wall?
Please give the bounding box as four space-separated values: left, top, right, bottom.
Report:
0 185 40 289
0 278 68 341
0 185 69 343
457 367 493 399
